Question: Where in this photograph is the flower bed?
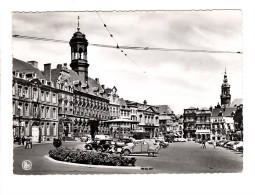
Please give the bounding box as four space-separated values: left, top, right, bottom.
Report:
49 147 136 166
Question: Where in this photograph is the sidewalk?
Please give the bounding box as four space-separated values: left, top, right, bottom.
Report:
13 140 82 148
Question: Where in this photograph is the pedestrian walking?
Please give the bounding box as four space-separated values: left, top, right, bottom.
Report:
202 140 206 149
213 140 216 148
25 137 32 149
21 136 26 145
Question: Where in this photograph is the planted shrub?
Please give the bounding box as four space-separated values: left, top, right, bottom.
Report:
49 147 136 166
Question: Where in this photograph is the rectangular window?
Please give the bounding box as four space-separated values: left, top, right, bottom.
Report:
13 101 15 115
32 88 37 100
53 108 56 119
18 86 22 97
33 106 38 118
46 107 50 118
53 123 57 136
25 104 29 116
46 123 50 136
18 103 23 116
41 91 44 101
46 92 50 102
52 93 56 103
24 87 28 98
41 106 45 118
12 85 15 96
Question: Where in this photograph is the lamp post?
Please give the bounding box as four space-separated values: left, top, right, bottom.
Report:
17 104 22 145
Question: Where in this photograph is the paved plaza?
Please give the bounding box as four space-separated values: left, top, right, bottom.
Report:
13 141 243 174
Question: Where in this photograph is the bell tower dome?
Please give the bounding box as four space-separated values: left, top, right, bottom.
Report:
220 68 231 107
69 16 89 84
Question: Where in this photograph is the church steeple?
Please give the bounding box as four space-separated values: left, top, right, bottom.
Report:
220 68 231 107
69 16 89 84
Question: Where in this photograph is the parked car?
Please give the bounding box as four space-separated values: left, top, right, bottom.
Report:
225 141 239 149
79 134 92 142
142 139 161 150
122 140 159 156
232 141 243 151
154 139 169 147
117 137 135 145
220 140 230 147
178 138 187 142
207 140 213 144
95 134 112 140
236 145 243 152
216 140 226 146
84 139 113 152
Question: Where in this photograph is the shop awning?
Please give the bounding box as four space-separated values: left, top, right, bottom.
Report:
103 118 139 123
195 130 211 134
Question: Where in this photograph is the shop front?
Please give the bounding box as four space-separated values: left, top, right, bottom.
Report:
195 129 211 141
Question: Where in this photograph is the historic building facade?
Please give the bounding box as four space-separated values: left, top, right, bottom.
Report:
105 86 120 120
135 100 160 138
157 105 176 135
13 22 110 142
13 59 59 142
211 105 235 141
195 108 211 141
183 107 198 139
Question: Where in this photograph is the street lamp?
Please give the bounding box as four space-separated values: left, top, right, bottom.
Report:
17 104 22 144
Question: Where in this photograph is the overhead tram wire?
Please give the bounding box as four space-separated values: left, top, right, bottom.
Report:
95 12 140 68
12 34 242 54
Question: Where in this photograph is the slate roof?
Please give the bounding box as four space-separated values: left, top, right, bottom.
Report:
50 66 104 95
13 58 46 79
156 105 173 115
211 107 236 117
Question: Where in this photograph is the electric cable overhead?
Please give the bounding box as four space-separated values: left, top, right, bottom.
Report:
96 12 140 67
12 34 242 54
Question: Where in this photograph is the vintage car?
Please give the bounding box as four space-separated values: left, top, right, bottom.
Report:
232 141 243 151
117 137 135 145
95 134 112 140
84 139 113 152
122 140 159 156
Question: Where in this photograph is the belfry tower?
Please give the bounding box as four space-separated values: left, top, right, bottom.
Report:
69 16 89 84
220 68 231 107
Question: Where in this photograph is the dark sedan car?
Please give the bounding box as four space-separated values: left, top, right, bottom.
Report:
85 139 113 152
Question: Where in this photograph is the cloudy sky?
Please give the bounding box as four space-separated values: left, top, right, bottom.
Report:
12 11 242 114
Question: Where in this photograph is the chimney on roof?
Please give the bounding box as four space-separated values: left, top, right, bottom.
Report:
143 100 147 105
101 84 105 89
27 61 38 69
57 64 62 69
44 63 51 82
95 78 99 83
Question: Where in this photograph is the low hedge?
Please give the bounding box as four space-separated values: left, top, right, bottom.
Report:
48 147 136 166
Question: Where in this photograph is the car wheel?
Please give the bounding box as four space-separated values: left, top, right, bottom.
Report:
85 145 92 150
123 149 130 156
97 147 103 152
148 152 154 157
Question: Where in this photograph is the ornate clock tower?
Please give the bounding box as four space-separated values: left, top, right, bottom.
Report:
69 16 89 84
220 68 231 107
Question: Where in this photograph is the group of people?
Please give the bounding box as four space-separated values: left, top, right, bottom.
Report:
199 139 217 149
20 136 32 149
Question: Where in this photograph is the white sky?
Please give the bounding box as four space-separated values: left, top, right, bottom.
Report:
12 11 243 114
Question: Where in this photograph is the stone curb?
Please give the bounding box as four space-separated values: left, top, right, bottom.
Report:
44 155 142 170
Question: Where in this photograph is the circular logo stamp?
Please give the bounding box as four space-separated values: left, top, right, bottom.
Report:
22 160 32 171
